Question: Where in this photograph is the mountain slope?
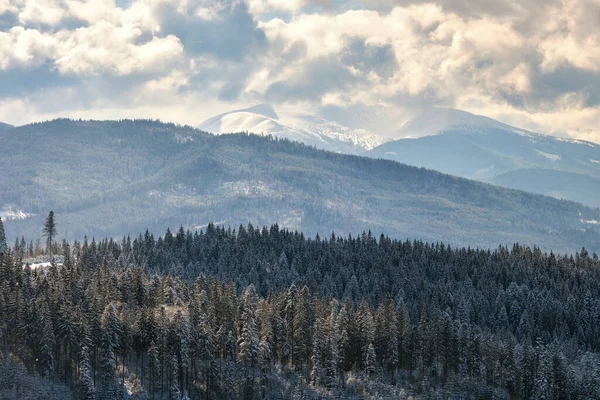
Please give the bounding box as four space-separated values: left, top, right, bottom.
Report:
0 119 599 254
369 109 600 205
199 104 383 153
0 121 13 131
490 168 600 208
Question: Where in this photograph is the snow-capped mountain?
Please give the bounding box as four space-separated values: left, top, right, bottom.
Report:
201 104 600 207
369 108 600 207
198 104 385 153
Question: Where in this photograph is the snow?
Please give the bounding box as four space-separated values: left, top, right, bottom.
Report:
394 107 508 139
28 262 54 270
198 104 386 153
591 159 600 164
555 137 597 147
582 219 600 225
0 205 33 220
535 150 561 162
473 165 496 177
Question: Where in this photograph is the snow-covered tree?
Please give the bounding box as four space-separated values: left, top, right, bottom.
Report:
237 284 259 368
79 346 96 400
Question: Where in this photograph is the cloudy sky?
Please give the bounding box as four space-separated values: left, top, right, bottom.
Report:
1 0 600 142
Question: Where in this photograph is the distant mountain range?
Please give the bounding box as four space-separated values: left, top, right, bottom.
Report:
369 109 600 207
0 119 599 254
0 122 13 131
200 105 600 208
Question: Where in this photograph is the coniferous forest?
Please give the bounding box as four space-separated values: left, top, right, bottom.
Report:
1 217 600 399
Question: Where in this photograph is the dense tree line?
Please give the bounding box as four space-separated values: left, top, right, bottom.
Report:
1 220 600 398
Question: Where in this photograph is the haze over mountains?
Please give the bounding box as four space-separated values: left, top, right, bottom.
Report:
200 105 600 208
0 119 599 254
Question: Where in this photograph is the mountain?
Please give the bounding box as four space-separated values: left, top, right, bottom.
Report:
198 104 384 153
0 119 599 254
490 169 600 208
0 121 13 131
369 108 600 206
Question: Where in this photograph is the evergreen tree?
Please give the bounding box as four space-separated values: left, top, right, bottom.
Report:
237 284 260 368
79 346 96 400
0 217 7 254
310 315 325 387
365 343 376 377
100 303 121 397
42 211 57 261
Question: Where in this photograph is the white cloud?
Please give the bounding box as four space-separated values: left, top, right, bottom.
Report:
54 23 184 75
0 0 599 144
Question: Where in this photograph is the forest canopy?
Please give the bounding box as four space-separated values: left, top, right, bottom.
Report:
1 220 599 398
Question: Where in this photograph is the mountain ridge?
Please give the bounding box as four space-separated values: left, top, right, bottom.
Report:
0 118 599 254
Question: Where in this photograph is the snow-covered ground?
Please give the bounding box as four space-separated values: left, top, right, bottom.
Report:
23 256 65 270
582 219 600 225
535 150 561 162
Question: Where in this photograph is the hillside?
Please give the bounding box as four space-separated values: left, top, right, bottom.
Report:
200 106 600 208
2 226 600 399
490 169 600 208
1 119 599 253
368 109 600 206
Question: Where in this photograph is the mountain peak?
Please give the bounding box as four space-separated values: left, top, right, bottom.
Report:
244 103 279 120
397 108 507 139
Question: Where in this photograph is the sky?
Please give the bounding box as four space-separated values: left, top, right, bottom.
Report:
1 0 600 142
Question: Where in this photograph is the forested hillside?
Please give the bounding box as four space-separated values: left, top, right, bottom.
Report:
1 119 600 254
1 221 600 399
368 117 600 208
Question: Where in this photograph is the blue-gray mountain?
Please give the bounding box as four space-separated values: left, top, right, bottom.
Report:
199 106 600 208
1 119 599 254
368 109 600 207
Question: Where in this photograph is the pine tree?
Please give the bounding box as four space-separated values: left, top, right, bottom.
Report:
100 303 121 397
325 302 339 389
80 345 96 400
0 217 7 254
310 315 326 387
148 340 160 398
39 307 56 377
237 284 260 367
356 299 375 370
42 211 57 261
365 343 376 377
293 286 312 374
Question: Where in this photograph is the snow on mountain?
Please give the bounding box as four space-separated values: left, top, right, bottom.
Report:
198 104 385 153
0 205 33 220
369 107 600 207
394 107 507 139
200 104 600 207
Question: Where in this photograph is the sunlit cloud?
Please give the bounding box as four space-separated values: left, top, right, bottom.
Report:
0 0 599 142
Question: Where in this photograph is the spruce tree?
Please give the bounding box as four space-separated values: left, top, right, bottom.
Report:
0 217 6 254
237 284 260 368
42 211 57 261
79 346 96 400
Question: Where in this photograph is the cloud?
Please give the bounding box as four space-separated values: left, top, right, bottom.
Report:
0 0 599 143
